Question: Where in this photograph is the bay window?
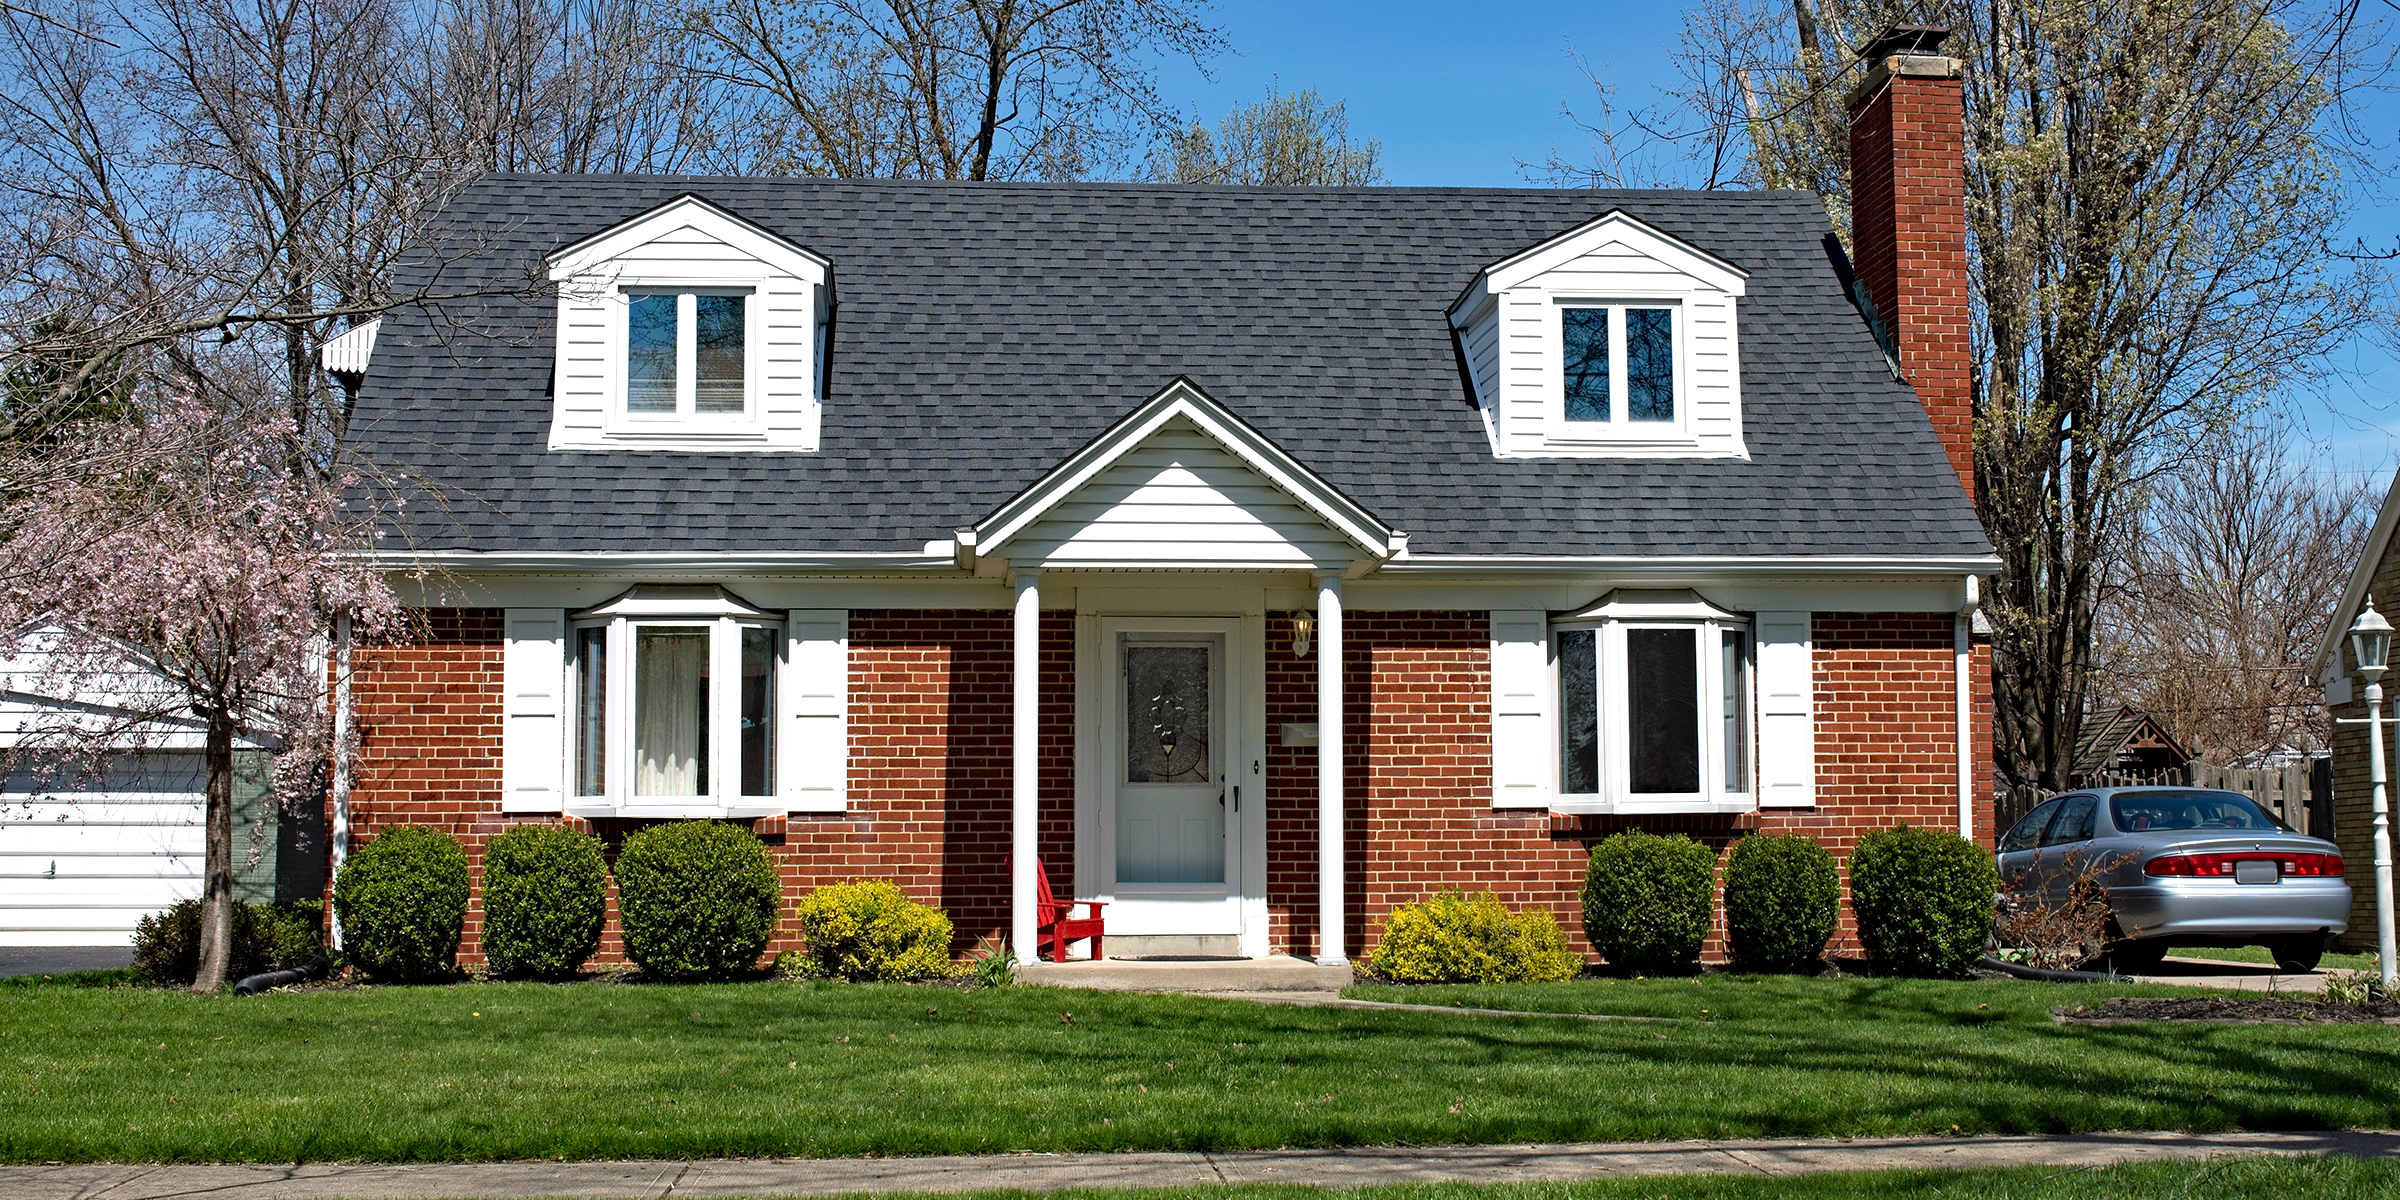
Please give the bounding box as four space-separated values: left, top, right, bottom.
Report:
569 586 781 815
1554 590 1753 812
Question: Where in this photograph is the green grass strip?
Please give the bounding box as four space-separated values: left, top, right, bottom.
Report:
4 974 2398 1162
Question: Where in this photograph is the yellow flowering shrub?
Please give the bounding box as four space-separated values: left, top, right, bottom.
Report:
793 879 956 980
1366 889 1584 983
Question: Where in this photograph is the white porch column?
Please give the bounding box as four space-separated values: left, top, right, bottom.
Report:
1012 567 1041 960
1315 572 1347 966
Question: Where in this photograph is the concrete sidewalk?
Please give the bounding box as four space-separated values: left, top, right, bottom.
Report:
15 1130 2399 1199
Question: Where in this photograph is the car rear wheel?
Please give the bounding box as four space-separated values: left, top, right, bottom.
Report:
2097 939 2168 974
2265 936 2324 973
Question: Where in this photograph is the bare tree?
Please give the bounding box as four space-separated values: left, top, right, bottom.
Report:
690 0 1222 180
1602 0 2387 790
1150 87 1385 186
2095 427 2376 761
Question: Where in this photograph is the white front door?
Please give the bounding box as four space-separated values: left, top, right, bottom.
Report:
1102 618 1249 941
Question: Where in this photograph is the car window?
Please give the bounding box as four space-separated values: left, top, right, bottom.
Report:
2040 796 2097 846
2109 790 2290 833
2000 799 2062 853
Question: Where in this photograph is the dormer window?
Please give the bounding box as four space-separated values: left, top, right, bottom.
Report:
1562 304 1677 426
626 290 751 417
1451 210 1746 460
546 194 830 453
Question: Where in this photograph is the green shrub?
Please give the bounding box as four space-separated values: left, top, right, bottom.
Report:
792 879 955 981
333 825 469 982
1849 823 1999 978
616 821 782 980
133 899 324 987
478 822 607 979
1367 890 1583 983
1723 832 1840 972
1582 830 1717 973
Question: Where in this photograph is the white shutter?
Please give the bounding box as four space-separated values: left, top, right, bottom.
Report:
784 609 848 812
500 609 566 814
1756 611 1815 808
1489 610 1553 808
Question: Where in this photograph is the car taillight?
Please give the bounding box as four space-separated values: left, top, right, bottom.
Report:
2144 853 2345 877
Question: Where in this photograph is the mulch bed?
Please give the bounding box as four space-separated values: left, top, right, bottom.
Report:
2058 995 2400 1025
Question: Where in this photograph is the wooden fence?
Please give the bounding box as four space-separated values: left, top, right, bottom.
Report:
1996 760 2326 843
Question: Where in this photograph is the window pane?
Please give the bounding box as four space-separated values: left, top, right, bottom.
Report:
740 625 775 797
1627 307 1674 422
1559 629 1599 794
2040 796 2097 846
1627 628 1699 793
694 294 745 413
1721 630 1749 793
627 294 678 413
1125 644 1210 783
634 627 709 796
1561 307 1611 422
574 627 607 796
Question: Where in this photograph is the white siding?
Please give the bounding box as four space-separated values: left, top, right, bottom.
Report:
1011 417 1358 569
1756 611 1815 808
1489 611 1552 808
548 204 825 453
0 758 202 947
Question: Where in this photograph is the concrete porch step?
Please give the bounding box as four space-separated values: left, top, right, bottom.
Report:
1014 954 1353 994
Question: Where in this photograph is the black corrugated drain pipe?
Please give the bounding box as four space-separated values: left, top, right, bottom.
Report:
233 954 328 996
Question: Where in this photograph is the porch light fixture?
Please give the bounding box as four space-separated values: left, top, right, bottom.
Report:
1291 611 1314 659
2340 598 2397 991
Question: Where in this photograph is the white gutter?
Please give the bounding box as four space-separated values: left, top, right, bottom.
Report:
1955 575 1979 840
1376 554 2003 578
381 550 960 574
329 611 353 949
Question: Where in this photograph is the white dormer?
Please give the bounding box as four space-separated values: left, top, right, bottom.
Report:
546 195 832 453
1451 210 1748 460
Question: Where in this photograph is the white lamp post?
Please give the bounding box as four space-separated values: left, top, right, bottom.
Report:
2346 599 2397 991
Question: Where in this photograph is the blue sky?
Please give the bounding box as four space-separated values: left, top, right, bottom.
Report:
1155 0 2400 488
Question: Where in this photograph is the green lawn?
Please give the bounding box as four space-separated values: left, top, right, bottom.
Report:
839 1159 2400 1200
3 973 2398 1163
2164 945 2381 971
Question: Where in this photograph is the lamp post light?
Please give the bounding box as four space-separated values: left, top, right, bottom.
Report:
2347 599 2397 991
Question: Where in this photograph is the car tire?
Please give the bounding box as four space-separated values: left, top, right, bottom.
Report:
2266 937 2324 973
2099 939 2168 974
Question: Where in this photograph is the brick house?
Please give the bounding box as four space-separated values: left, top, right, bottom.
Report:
326 26 1995 968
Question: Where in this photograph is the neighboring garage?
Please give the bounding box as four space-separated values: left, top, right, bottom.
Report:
0 740 323 948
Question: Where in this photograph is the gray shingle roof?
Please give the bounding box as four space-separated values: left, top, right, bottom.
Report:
350 174 1992 559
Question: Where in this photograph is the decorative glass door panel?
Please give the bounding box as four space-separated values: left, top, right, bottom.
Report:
1117 637 1224 885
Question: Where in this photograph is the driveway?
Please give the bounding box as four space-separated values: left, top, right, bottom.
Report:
0 945 131 978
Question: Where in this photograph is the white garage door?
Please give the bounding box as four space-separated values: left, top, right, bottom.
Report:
0 753 204 947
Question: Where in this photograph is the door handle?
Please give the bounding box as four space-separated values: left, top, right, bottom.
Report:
1233 785 1240 812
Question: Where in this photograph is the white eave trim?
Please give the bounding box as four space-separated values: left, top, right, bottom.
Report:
377 550 959 574
545 193 831 282
2316 462 2400 679
964 376 1398 567
321 319 380 374
1381 554 2001 579
1449 209 1751 322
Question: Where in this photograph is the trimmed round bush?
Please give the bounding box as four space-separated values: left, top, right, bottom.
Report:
793 879 954 980
615 821 781 980
1368 889 1583 983
1849 823 1998 978
1582 829 1717 973
479 822 607 979
334 825 469 982
1722 832 1839 972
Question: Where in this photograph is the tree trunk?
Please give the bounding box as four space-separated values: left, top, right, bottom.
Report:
191 707 238 994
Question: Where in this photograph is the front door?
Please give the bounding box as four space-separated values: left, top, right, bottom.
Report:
1103 620 1246 942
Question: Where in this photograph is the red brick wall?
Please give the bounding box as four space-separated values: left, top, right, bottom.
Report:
1849 60 1973 500
340 606 1987 969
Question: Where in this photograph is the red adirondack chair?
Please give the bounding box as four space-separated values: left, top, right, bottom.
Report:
1031 860 1104 963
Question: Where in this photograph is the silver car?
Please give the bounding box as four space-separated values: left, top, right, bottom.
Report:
1996 786 2350 972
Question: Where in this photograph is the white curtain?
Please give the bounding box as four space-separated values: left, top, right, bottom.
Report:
635 629 709 795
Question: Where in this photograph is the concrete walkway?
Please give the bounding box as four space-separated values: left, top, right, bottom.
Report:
2132 955 2345 995
14 1131 2398 1198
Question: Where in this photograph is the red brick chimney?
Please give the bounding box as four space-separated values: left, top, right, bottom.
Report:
1847 24 1972 501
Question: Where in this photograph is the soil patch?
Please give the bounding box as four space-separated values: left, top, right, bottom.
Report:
2059 995 2400 1025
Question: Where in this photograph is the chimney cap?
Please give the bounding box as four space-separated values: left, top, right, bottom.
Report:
1858 23 1950 62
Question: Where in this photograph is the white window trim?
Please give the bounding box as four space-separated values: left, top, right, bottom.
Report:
1549 296 1695 451
604 281 765 439
1550 590 1756 815
565 587 786 819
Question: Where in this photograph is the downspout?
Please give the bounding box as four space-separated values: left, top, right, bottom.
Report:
1955 575 1979 840
329 610 353 948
